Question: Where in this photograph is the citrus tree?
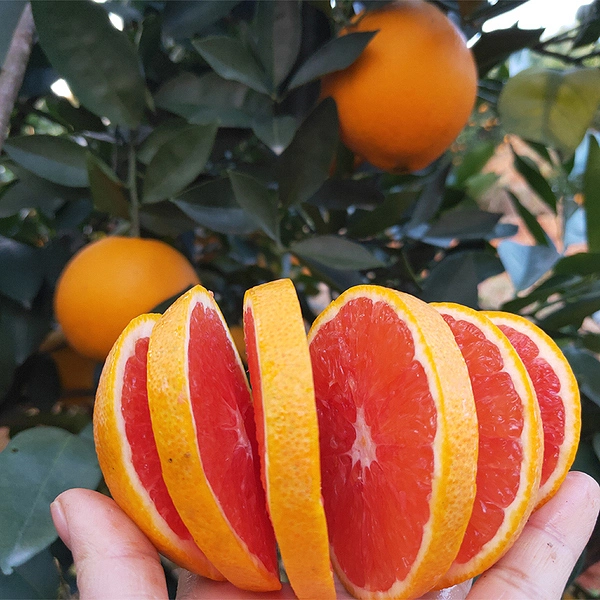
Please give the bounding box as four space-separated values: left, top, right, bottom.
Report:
1 0 600 596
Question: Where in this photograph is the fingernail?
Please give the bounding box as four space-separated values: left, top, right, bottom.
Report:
50 499 71 548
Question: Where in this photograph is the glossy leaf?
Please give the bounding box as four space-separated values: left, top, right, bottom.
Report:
0 427 101 574
407 163 451 227
584 135 600 253
139 201 198 238
498 67 600 157
278 98 338 207
137 120 189 165
308 179 385 210
498 240 560 292
228 171 279 242
142 124 218 204
290 235 385 270
554 252 600 276
86 153 129 220
508 192 549 246
563 346 600 409
349 190 418 238
287 31 377 91
252 115 297 155
421 252 479 308
0 548 61 600
31 0 146 127
192 36 271 95
451 141 496 188
4 136 88 188
425 208 501 241
538 290 600 331
513 153 557 212
173 179 258 235
162 0 241 40
253 0 302 88
0 237 44 306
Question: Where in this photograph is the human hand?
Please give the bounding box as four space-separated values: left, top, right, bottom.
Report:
50 471 600 600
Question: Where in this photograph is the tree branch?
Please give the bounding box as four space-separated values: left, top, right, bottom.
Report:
0 3 35 153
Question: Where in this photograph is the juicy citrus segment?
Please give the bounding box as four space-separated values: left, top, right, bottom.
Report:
243 279 335 600
484 311 581 509
307 285 478 599
93 314 222 579
146 285 280 592
431 303 543 589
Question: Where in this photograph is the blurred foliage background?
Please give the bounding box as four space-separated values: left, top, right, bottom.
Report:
1 0 600 597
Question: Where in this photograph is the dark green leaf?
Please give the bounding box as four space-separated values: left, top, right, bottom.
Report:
308 179 385 210
407 162 451 227
137 120 189 165
584 135 600 253
554 252 600 276
571 438 600 483
192 36 271 95
513 153 557 212
471 27 544 78
465 172 499 200
228 171 279 242
451 141 496 188
139 201 198 238
162 0 241 40
573 2 600 49
0 180 64 219
278 98 339 207
287 31 377 91
538 290 600 330
581 332 600 353
173 179 258 235
0 1 26 66
154 72 253 128
563 346 600 409
0 237 43 306
348 190 418 238
0 548 61 600
425 208 501 241
4 136 88 188
498 67 600 157
508 192 549 246
0 427 101 574
422 252 479 308
290 235 385 270
498 240 560 292
142 124 218 204
253 0 302 88
252 115 297 155
86 153 129 219
31 0 146 127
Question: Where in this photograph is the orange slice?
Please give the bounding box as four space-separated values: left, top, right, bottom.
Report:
307 285 478 599
243 279 335 600
484 311 581 508
146 285 280 592
431 303 543 589
93 313 222 580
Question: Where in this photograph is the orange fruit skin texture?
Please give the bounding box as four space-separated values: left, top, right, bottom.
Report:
321 0 478 173
308 286 479 599
93 313 222 579
484 311 581 510
146 285 280 593
54 236 199 361
431 303 543 590
243 279 335 600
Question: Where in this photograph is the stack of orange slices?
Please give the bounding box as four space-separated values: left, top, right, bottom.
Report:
94 281 581 599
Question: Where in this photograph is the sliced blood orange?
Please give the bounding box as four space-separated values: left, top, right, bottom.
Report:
146 285 280 592
431 303 543 589
243 279 335 600
93 313 222 580
484 311 581 509
307 285 478 599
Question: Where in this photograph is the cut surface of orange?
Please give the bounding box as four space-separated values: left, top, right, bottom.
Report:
307 285 478 599
484 311 581 508
93 313 222 579
431 303 543 589
146 286 280 592
243 279 335 600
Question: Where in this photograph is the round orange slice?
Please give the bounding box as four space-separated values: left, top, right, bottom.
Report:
146 285 280 592
431 303 543 589
307 285 478 599
93 313 222 580
243 279 335 600
484 311 581 509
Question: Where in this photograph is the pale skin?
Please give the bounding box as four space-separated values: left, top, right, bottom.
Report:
51 471 600 600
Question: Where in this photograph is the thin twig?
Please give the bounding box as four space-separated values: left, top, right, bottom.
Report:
0 3 35 153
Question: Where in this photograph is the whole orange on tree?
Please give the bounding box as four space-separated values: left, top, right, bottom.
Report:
321 0 477 172
54 236 199 361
